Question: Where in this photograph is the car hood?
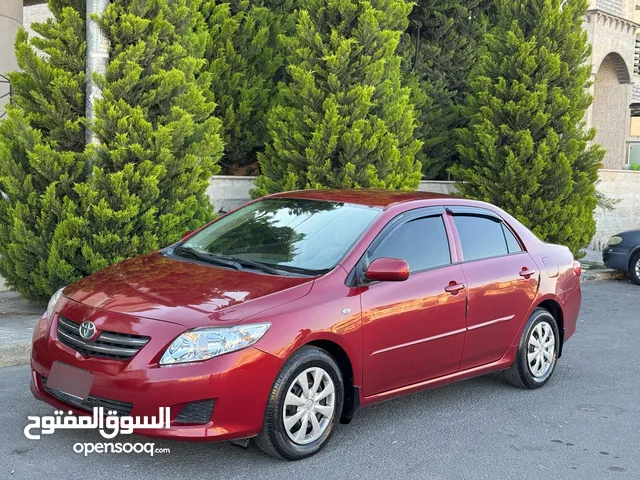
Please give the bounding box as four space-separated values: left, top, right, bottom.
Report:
64 252 315 328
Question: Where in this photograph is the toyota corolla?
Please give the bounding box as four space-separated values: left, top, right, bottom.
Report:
30 190 582 460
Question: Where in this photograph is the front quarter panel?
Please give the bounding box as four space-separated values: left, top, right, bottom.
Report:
243 266 364 389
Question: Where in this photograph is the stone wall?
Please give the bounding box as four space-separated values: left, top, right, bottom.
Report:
207 174 640 252
583 7 637 170
592 54 632 169
23 3 53 37
207 177 460 214
592 169 640 249
0 0 22 117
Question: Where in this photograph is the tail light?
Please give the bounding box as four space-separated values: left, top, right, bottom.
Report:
573 260 582 277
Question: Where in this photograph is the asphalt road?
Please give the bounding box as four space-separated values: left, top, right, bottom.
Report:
1 280 639 480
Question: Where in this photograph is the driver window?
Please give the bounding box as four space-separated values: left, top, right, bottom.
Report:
369 216 451 273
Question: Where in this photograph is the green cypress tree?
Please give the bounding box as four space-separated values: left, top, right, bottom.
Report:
202 1 283 175
452 0 603 255
49 0 224 286
0 0 87 299
403 0 490 179
253 0 422 195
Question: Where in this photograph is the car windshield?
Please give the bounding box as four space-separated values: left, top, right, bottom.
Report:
179 198 381 275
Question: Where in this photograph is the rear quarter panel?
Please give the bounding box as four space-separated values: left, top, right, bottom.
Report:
526 244 581 344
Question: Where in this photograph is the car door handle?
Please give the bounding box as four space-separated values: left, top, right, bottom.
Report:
445 282 465 295
519 268 536 278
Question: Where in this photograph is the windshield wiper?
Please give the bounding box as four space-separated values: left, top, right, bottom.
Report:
173 246 242 271
218 257 293 276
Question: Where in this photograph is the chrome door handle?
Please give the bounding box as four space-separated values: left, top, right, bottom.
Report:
519 269 536 278
445 283 465 295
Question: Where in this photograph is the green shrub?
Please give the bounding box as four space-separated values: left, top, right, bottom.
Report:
0 0 88 300
202 1 284 174
253 0 422 196
402 0 490 179
0 0 223 300
452 0 603 255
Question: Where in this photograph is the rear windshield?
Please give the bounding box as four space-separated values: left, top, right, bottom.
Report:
181 198 381 274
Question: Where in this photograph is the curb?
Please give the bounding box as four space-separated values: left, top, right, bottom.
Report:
0 342 31 368
580 268 628 283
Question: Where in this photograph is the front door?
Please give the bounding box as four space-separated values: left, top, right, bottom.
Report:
360 213 467 396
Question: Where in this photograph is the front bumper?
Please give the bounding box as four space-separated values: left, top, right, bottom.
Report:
602 247 629 272
30 309 283 441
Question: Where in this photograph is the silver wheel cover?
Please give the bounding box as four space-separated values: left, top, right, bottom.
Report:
282 367 335 445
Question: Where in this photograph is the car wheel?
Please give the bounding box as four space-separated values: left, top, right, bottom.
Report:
500 308 560 389
254 346 344 460
630 252 640 286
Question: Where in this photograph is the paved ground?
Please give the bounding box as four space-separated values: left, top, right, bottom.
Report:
0 280 638 479
0 291 45 367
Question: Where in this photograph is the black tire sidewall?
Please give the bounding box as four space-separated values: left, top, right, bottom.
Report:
630 253 640 285
265 348 344 460
517 310 560 389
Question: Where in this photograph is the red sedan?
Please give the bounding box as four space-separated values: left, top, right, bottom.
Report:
31 190 581 460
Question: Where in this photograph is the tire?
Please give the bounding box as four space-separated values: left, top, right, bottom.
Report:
501 308 560 389
254 346 344 460
630 252 640 286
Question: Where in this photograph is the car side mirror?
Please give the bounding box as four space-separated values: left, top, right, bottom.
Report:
365 258 410 282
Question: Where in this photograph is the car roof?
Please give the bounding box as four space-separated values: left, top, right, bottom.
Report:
268 189 457 209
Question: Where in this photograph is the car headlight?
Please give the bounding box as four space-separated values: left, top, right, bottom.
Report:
46 287 65 321
607 236 623 246
159 323 271 365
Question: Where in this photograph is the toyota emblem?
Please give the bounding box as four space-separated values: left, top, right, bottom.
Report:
79 321 97 340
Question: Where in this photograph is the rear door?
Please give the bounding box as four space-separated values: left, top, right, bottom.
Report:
447 208 539 370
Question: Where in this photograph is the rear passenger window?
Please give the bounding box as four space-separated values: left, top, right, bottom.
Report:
370 216 451 273
502 224 522 253
453 215 510 261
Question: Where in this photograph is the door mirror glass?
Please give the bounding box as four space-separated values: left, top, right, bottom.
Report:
365 258 410 282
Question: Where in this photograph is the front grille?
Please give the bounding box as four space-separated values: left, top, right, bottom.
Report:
42 376 133 416
57 316 150 360
175 400 215 424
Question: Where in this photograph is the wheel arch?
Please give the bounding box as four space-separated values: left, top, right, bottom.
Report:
535 299 565 357
306 339 359 424
628 246 640 271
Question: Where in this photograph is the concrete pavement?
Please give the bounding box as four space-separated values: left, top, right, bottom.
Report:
0 291 44 367
0 280 638 479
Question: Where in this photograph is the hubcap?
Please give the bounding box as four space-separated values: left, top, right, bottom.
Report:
282 367 335 445
635 258 640 279
527 321 555 378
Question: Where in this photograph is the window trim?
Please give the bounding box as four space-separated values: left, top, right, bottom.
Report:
446 206 528 264
501 222 524 254
346 206 454 287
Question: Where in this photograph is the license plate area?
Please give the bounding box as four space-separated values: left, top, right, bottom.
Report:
47 361 94 401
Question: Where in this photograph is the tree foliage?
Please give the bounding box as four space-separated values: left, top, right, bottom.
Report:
0 0 223 300
452 0 603 254
203 0 284 175
0 0 87 299
402 0 491 179
253 0 422 196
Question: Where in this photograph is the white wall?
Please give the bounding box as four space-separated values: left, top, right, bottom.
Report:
0 0 22 117
592 169 640 249
206 177 460 214
206 174 640 252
